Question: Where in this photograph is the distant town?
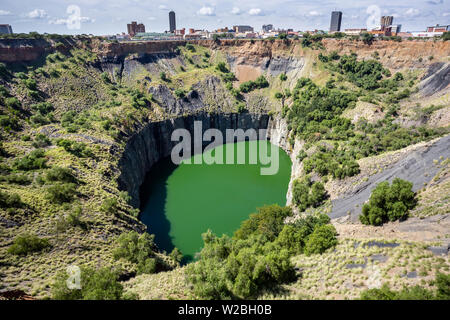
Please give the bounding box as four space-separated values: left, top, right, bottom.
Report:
0 10 449 41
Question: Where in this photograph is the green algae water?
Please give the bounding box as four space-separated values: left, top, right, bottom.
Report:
139 140 291 262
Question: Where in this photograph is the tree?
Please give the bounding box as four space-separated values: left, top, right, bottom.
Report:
304 224 338 255
52 266 124 300
113 231 158 274
360 178 417 225
8 234 50 255
361 32 374 45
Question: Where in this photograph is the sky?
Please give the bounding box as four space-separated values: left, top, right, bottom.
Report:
0 0 449 35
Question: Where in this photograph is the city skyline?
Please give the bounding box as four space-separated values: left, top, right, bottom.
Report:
0 0 449 35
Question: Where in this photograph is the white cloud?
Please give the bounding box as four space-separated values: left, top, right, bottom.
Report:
231 7 241 15
26 9 48 19
443 12 450 16
307 10 322 17
158 5 168 10
404 8 420 17
197 6 215 16
0 10 11 16
49 16 95 25
249 8 264 16
148 17 156 20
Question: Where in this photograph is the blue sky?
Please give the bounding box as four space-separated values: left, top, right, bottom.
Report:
0 0 448 35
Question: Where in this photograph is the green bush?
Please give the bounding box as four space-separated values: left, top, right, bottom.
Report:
239 76 269 93
279 73 287 81
174 89 186 99
45 167 76 184
160 72 169 82
101 197 119 214
113 231 157 274
0 115 21 131
360 273 449 300
360 178 417 225
0 190 23 208
13 149 47 170
216 62 229 73
56 139 93 158
46 183 77 204
234 205 292 241
8 234 50 255
185 43 196 52
304 224 338 255
292 177 327 211
0 173 31 185
51 266 124 300
32 134 51 148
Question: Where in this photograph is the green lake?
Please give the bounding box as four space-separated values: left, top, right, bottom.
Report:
139 140 292 262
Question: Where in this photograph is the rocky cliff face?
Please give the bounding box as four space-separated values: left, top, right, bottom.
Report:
118 112 270 208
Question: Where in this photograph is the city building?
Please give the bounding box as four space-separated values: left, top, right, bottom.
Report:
0 24 13 34
344 28 367 36
127 21 145 37
169 11 176 33
262 24 273 32
329 11 342 32
233 25 254 33
380 16 394 30
426 24 450 32
175 28 185 36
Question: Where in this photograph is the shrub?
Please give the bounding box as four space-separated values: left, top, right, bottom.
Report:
32 134 51 148
101 198 119 214
360 178 416 225
56 139 93 158
236 103 246 113
185 43 196 52
304 224 338 255
0 190 23 208
51 266 124 300
113 231 157 274
239 76 269 93
13 149 47 170
234 205 292 241
0 115 21 131
32 102 54 115
360 273 449 300
174 89 186 99
8 234 50 255
292 177 327 211
160 72 169 82
0 173 31 185
46 183 77 204
279 73 287 81
45 167 76 183
216 62 229 73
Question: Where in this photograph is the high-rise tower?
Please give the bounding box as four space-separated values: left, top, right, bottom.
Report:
330 11 342 32
169 11 176 33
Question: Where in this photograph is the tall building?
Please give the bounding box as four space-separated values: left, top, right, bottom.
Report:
380 16 394 29
0 24 13 34
169 11 176 33
262 24 273 32
233 25 254 33
127 21 145 37
329 11 342 32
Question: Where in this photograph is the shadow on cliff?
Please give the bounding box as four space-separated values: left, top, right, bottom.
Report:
139 156 181 260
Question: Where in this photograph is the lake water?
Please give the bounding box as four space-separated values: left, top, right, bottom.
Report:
139 140 292 262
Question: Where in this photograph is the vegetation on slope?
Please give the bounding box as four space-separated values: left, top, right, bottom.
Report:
186 205 337 299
